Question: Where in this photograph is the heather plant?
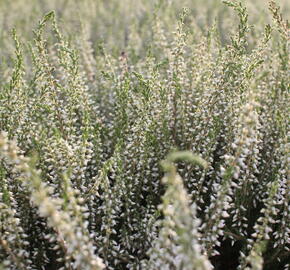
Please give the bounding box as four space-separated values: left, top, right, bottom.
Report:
0 0 289 269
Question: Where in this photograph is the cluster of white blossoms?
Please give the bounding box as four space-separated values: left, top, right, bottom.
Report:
0 0 289 269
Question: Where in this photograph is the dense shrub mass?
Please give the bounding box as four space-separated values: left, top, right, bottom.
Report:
0 0 289 269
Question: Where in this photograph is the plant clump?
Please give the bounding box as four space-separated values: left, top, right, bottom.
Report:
0 0 289 269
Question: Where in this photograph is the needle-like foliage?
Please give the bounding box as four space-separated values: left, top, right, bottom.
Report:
0 1 289 269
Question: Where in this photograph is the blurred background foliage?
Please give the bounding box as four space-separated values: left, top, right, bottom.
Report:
0 0 289 56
